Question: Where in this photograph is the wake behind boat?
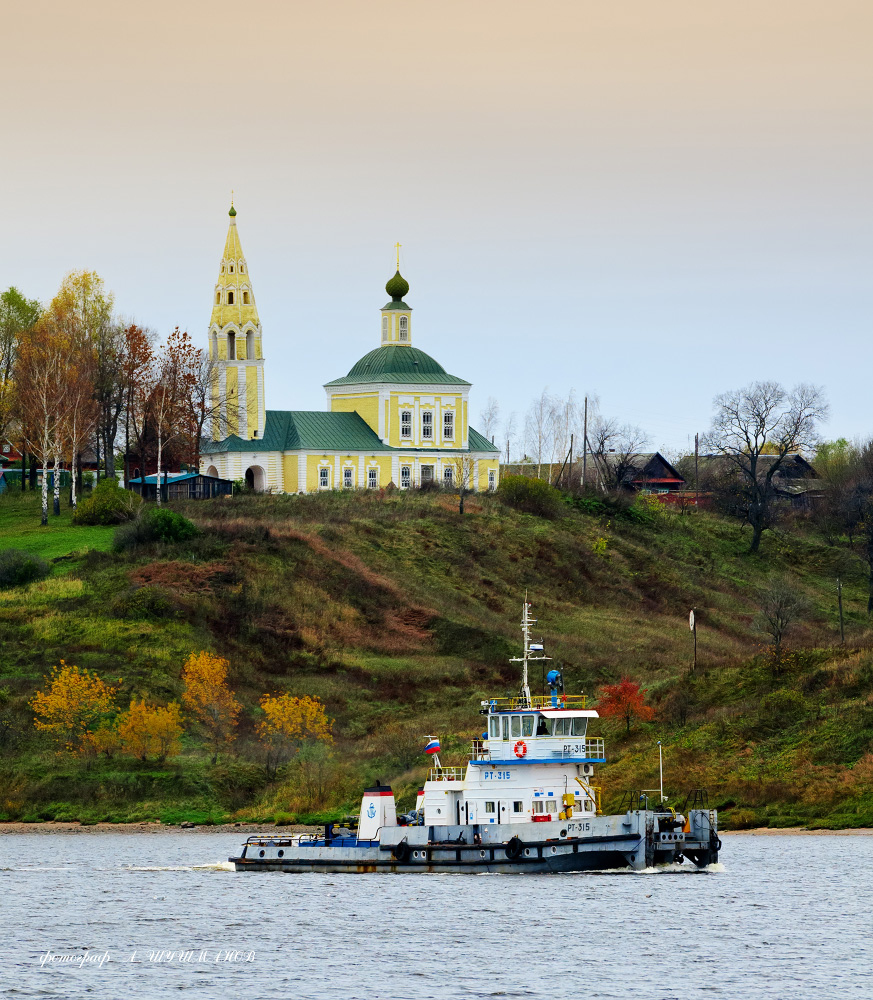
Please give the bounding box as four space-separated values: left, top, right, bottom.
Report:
230 601 719 873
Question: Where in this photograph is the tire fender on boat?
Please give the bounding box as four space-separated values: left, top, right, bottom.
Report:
505 836 524 860
393 840 410 862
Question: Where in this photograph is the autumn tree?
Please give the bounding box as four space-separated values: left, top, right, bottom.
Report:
181 651 241 761
703 381 828 553
152 329 199 504
754 575 811 665
257 693 333 778
597 678 655 734
123 325 157 483
30 661 119 754
0 286 40 444
15 319 69 525
449 454 476 514
118 700 184 762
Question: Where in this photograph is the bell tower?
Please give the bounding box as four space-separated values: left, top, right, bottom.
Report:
208 203 265 440
379 243 412 346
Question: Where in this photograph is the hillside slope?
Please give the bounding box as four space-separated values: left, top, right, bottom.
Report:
1 488 872 828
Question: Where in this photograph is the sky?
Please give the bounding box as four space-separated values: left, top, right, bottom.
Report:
3 0 871 456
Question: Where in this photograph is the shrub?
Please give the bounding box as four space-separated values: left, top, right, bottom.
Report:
0 549 51 589
497 475 563 518
73 478 141 525
113 507 198 550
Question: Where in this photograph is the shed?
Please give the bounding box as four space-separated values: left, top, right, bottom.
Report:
128 472 233 501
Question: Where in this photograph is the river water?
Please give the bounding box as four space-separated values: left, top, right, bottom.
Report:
0 831 870 1000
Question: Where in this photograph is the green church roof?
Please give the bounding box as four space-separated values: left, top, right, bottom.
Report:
202 410 498 455
324 346 470 387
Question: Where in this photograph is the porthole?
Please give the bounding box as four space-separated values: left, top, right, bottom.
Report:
524 848 531 857
258 849 265 857
551 846 558 854
560 829 568 838
278 850 284 857
479 850 486 858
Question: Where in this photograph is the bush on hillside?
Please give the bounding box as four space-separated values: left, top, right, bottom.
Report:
114 507 198 551
0 549 51 589
73 478 141 525
497 475 563 518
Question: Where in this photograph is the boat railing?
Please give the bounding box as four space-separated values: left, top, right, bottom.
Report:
485 694 588 712
428 766 466 782
470 739 491 760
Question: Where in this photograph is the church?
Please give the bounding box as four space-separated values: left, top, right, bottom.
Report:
200 206 501 494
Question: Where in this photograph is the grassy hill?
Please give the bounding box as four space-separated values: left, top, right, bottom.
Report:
1 486 872 829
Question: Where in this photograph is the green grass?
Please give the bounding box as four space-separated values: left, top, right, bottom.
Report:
2 487 872 827
0 491 114 563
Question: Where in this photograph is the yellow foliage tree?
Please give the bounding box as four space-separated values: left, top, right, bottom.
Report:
181 651 241 761
30 661 119 755
257 693 333 776
118 700 184 762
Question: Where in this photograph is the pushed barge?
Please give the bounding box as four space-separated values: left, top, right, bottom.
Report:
230 602 719 873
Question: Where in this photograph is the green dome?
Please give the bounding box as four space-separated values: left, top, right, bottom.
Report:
346 345 447 380
385 270 409 300
229 205 237 217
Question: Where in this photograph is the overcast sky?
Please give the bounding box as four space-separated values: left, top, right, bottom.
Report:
3 0 871 455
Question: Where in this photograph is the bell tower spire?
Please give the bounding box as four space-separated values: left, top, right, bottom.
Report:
208 202 265 440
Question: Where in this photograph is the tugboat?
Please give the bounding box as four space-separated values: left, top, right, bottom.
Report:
230 601 720 873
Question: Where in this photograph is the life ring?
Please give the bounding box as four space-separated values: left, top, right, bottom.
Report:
513 740 527 758
505 836 523 860
393 840 410 863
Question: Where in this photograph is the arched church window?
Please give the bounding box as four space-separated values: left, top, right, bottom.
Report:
443 411 454 440
319 467 329 489
399 316 408 342
215 292 220 305
239 262 245 273
227 332 236 360
400 466 411 488
382 317 388 341
422 411 433 439
401 410 412 438
229 264 234 273
228 291 234 305
246 330 255 360
243 291 250 305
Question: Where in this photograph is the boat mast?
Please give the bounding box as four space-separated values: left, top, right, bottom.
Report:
510 594 550 708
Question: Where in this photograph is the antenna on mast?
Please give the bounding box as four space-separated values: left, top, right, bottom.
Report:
510 592 550 708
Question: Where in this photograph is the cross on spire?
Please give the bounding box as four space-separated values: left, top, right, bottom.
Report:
394 242 401 271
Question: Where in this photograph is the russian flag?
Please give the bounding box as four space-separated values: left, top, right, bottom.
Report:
424 738 441 755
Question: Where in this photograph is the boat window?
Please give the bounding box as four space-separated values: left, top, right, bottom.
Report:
485 801 495 814
546 800 558 814
535 716 550 736
501 716 509 740
489 717 500 738
513 801 524 813
522 715 534 737
532 800 544 814
510 716 521 738
571 717 587 737
553 717 571 737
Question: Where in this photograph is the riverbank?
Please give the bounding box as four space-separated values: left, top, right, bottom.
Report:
0 821 317 835
2 820 872 835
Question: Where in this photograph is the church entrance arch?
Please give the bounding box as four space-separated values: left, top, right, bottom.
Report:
245 465 266 492
206 465 219 478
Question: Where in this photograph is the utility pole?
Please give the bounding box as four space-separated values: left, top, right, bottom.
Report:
657 741 664 803
567 433 574 491
582 396 588 490
694 432 699 509
837 578 845 644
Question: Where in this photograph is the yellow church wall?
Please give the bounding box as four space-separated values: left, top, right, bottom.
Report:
478 457 500 491
245 366 257 439
282 455 298 493
225 367 239 436
384 392 465 448
329 392 379 433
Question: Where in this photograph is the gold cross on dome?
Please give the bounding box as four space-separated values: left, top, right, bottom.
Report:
394 242 401 270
